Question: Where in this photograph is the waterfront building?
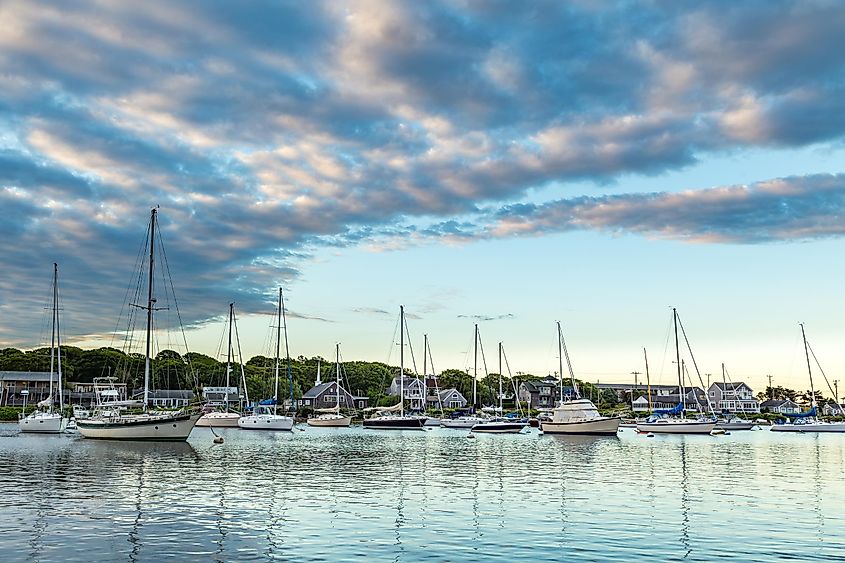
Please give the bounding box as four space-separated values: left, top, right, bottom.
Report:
386 377 426 410
632 396 650 412
760 399 802 414
302 382 369 410
707 382 760 413
822 403 845 416
425 388 467 410
0 371 53 406
202 386 240 406
147 390 195 408
650 387 710 412
518 376 567 409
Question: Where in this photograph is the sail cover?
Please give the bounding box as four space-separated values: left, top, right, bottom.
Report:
652 402 684 416
37 396 53 408
259 398 278 406
315 405 341 413
362 402 402 413
784 406 817 418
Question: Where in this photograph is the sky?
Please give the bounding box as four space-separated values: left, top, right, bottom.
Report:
1 1 844 396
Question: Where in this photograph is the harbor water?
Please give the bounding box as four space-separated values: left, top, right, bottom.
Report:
1 424 844 562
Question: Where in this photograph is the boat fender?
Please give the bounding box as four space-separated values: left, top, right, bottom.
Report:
213 436 224 444
467 434 476 439
646 433 655 438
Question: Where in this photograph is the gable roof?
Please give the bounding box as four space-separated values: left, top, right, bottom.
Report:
303 382 346 399
0 371 53 382
760 398 799 408
710 382 753 391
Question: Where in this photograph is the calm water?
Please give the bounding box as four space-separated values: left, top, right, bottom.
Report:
1 424 844 562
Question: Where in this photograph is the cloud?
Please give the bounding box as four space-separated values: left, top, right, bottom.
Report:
458 314 516 322
2 1 845 346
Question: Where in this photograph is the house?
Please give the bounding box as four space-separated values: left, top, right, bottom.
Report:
822 403 845 416
707 382 760 413
66 380 128 407
651 387 710 412
596 382 677 403
146 390 195 408
202 386 240 406
760 399 802 414
426 388 467 410
518 376 570 409
302 381 369 410
0 371 55 406
632 396 650 412
386 377 426 410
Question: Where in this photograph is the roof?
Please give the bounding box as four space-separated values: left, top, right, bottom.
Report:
147 390 195 399
710 382 752 391
426 388 466 402
760 399 799 407
0 371 54 382
302 382 337 398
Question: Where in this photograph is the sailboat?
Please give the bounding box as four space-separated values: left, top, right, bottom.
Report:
307 343 353 427
540 322 620 435
714 364 755 430
471 343 528 433
238 287 295 431
362 305 426 430
77 209 200 441
635 309 715 434
441 324 486 429
19 263 67 434
771 324 845 433
197 303 248 428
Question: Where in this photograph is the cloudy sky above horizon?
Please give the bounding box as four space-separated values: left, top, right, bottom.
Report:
2 0 845 393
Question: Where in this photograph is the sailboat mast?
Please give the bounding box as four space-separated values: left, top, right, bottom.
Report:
48 263 56 412
557 321 564 405
336 343 341 410
800 323 816 407
54 263 63 411
400 305 405 417
281 287 293 410
473 323 478 411
225 303 233 411
673 308 683 411
498 342 503 413
644 347 652 412
274 289 282 415
143 208 156 410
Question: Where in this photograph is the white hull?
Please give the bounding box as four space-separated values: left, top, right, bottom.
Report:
636 420 716 434
441 417 483 429
77 412 200 441
423 416 442 426
471 421 528 433
716 421 755 430
307 415 352 427
541 417 620 435
238 414 294 430
771 422 845 433
19 412 65 433
196 412 241 427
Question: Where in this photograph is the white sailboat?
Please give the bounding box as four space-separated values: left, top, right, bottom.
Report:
714 363 755 430
307 343 353 427
540 322 620 435
19 263 66 434
635 309 715 435
238 287 294 431
363 305 426 430
471 342 528 434
441 324 486 429
197 303 248 428
771 324 845 433
77 209 200 441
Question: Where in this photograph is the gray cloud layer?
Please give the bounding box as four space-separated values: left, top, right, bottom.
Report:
2 1 845 345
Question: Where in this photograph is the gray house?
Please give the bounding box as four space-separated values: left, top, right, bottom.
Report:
518 376 569 409
760 399 802 414
707 382 760 413
386 377 426 410
146 390 195 408
822 403 845 416
302 382 369 410
426 388 467 410
651 387 710 412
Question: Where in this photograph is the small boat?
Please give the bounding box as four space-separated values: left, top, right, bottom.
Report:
198 303 249 428
238 288 295 431
471 342 527 434
715 417 755 431
19 264 66 434
362 306 426 431
77 210 200 442
307 344 352 428
540 322 619 435
441 415 484 429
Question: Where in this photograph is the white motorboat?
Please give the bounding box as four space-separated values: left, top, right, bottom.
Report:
539 323 620 436
19 263 67 434
307 344 352 428
715 417 755 431
196 411 241 427
77 210 199 442
635 418 716 434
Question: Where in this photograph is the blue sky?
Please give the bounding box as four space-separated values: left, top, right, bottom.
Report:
2 1 845 395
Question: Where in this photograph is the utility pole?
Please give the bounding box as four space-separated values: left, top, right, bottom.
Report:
835 380 840 406
630 371 641 410
767 374 773 399
706 373 711 390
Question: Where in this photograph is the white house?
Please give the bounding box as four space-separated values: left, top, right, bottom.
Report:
426 388 467 410
632 396 650 412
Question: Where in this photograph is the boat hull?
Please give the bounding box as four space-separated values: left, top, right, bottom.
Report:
363 416 426 430
471 421 527 433
77 412 200 441
771 423 845 433
238 414 294 430
635 420 716 434
716 421 755 430
18 412 65 433
541 417 621 435
440 417 482 429
196 412 241 427
306 415 352 427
